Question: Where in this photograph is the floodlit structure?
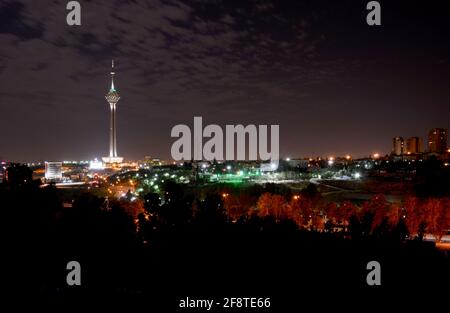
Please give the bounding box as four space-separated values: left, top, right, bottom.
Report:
89 158 104 170
405 137 423 154
392 136 404 156
103 60 124 164
428 128 447 154
45 161 62 181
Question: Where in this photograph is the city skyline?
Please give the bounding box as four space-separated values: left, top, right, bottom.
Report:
1 0 450 162
2 2 450 307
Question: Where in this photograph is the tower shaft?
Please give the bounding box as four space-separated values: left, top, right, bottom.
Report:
109 103 117 157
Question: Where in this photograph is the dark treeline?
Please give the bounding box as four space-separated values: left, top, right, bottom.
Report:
1 164 449 309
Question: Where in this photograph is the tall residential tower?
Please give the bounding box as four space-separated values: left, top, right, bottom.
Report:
428 128 447 154
102 60 124 163
405 137 423 154
392 136 404 156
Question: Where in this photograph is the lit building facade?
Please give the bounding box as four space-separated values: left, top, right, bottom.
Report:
428 128 447 154
0 161 7 182
45 161 62 181
405 137 423 154
392 136 404 156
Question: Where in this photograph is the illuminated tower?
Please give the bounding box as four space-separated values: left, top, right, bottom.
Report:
102 60 123 163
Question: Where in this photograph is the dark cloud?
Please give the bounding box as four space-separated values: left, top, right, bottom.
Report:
0 1 43 39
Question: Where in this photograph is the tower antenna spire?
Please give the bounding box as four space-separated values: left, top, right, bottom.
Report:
110 59 115 91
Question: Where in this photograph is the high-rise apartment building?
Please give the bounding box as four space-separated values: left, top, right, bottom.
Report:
392 136 404 155
428 128 447 154
405 137 423 154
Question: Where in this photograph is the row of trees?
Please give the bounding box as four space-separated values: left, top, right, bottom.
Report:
134 180 450 243
251 193 450 242
2 163 448 244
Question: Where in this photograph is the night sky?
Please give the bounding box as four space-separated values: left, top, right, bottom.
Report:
0 0 449 162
